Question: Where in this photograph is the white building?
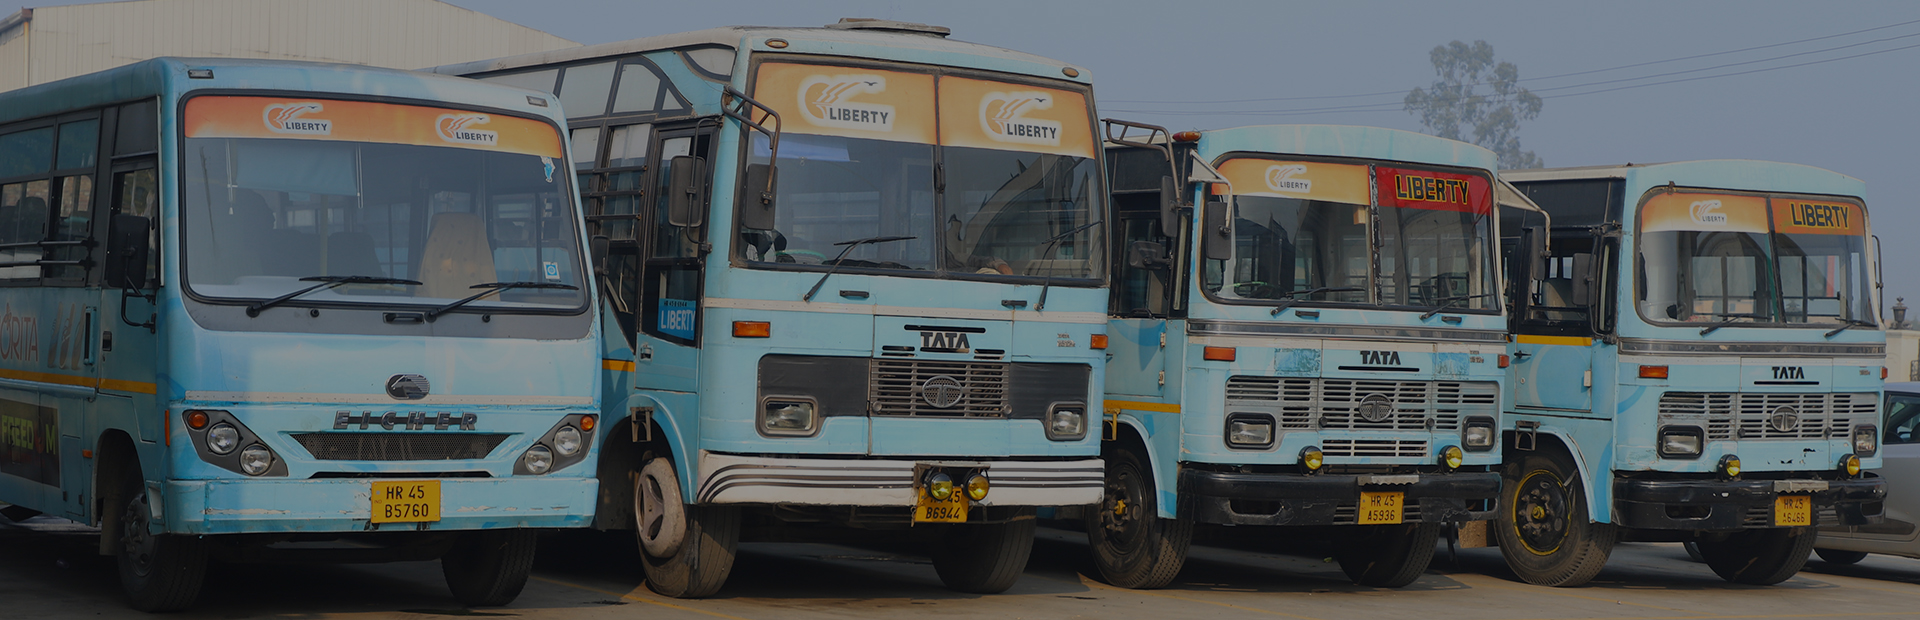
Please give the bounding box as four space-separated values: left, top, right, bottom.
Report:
0 0 580 92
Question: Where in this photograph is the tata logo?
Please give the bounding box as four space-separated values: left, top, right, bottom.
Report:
263 102 331 135
386 374 431 400
918 375 966 409
1769 405 1801 433
980 91 1061 146
1359 350 1402 365
1772 366 1806 380
334 410 477 431
799 74 894 131
920 331 972 352
1689 200 1728 226
436 114 499 147
1357 393 1395 423
1265 164 1312 193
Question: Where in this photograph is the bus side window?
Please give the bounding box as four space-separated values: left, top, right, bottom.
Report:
106 167 158 288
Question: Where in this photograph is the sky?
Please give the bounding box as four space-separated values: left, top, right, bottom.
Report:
6 0 1919 315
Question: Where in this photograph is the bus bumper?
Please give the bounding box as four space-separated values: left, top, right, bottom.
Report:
1614 476 1885 530
1180 468 1501 526
160 477 598 535
695 452 1103 507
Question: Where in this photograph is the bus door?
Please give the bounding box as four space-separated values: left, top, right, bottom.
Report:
99 158 161 439
630 125 714 393
1511 236 1606 413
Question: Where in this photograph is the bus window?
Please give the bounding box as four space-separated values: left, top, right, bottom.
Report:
108 168 158 287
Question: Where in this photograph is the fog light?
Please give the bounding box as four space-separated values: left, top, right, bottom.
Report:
1301 446 1324 472
927 472 954 500
1049 408 1086 439
207 423 240 455
554 426 582 456
522 445 553 474
1226 415 1274 448
1659 427 1703 458
1463 419 1495 450
1719 454 1742 479
239 444 272 476
761 400 817 436
1854 425 1878 457
1841 453 1862 477
966 474 990 501
1440 445 1464 470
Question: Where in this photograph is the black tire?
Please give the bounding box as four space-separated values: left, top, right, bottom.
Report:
1696 527 1818 585
637 457 738 598
442 529 538 607
932 509 1036 594
116 468 208 612
1085 446 1191 589
1494 450 1616 587
1336 523 1441 587
1816 548 1869 565
1684 541 1705 563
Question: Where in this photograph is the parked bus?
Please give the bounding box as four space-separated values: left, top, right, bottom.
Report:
0 58 602 611
1094 124 1512 588
433 19 1108 597
1498 161 1886 586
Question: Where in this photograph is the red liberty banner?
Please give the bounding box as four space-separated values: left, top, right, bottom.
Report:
1376 166 1492 215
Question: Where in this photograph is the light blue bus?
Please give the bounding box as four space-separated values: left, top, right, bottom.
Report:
0 58 602 610
435 19 1108 597
1498 161 1886 586
1094 124 1510 588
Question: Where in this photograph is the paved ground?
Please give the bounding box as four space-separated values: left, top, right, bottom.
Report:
8 515 1920 620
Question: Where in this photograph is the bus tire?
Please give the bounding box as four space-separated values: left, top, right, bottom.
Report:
1696 527 1818 585
637 457 738 598
931 509 1036 594
1494 450 1616 587
116 471 207 612
1816 548 1869 565
1684 541 1705 562
1336 523 1441 587
442 529 537 607
1085 447 1191 589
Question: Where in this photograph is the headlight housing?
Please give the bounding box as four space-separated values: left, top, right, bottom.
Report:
1463 416 1496 451
1046 403 1087 441
759 398 819 437
1658 426 1704 459
185 411 284 477
1225 413 1275 449
1854 425 1878 457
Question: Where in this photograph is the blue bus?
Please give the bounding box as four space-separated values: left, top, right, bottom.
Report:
0 58 602 610
1498 161 1886 586
1094 124 1510 588
435 19 1108 597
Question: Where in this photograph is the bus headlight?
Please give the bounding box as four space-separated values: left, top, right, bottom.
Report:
553 426 582 456
522 445 553 475
1854 426 1878 457
1439 445 1464 470
1225 413 1275 449
759 398 818 436
207 423 241 455
239 444 273 476
1719 454 1742 479
1300 446 1324 472
1463 417 1495 451
926 472 955 500
966 473 990 501
1658 426 1703 459
1841 453 1862 477
1047 405 1087 441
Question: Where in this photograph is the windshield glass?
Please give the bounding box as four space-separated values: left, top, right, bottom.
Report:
1635 190 1874 326
180 96 586 313
739 62 1102 280
1205 158 1496 311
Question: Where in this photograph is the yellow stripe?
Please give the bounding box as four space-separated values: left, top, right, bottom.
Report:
1104 399 1181 413
0 368 157 395
1515 334 1593 347
603 359 635 372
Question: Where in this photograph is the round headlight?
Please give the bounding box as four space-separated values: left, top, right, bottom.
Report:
1440 445 1464 470
1719 454 1742 479
927 472 954 500
554 426 582 456
1301 446 1324 472
1842 453 1862 477
522 445 553 474
207 423 240 455
966 474 990 501
239 444 272 476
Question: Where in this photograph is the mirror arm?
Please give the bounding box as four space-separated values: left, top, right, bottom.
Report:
1102 118 1185 205
723 86 782 202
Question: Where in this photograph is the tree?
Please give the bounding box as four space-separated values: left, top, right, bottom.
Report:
1404 40 1545 169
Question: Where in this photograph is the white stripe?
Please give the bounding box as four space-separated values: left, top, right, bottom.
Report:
183 391 591 406
702 297 1106 324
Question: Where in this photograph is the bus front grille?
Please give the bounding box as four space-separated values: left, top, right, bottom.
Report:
292 433 509 461
1224 376 1497 431
1657 392 1878 441
1322 438 1429 458
870 359 1010 417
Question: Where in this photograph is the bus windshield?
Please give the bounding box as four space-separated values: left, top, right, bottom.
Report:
179 97 587 314
1635 190 1874 326
1205 158 1497 311
739 62 1102 281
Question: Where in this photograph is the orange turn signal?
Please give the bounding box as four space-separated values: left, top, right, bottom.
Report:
1497 354 1510 369
1203 346 1236 362
1639 365 1669 379
580 415 596 432
1172 131 1201 143
732 321 770 338
1090 334 1109 350
185 410 210 430
1883 367 1890 380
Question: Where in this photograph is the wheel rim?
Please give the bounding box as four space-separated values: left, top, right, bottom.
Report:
122 491 156 578
1099 464 1148 553
638 473 667 541
1511 469 1571 556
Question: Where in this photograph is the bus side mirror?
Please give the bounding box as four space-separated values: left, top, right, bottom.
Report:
1202 200 1232 261
1570 251 1596 306
105 214 150 290
590 235 610 275
1127 240 1170 270
739 163 778 231
1525 225 1548 282
1159 175 1182 238
666 155 705 227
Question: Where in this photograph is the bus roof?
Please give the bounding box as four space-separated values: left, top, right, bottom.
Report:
1504 160 1864 199
1194 124 1498 172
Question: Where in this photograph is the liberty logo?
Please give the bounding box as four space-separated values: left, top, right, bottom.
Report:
436 114 498 146
1265 164 1312 193
1690 200 1728 226
980 91 1061 146
799 74 894 131
264 102 331 135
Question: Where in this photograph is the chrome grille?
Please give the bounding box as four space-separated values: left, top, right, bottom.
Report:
1323 438 1428 458
870 359 1010 417
1658 392 1877 441
1224 376 1497 431
292 433 508 461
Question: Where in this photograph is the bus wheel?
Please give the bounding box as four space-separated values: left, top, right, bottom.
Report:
1696 527 1818 585
116 473 207 612
442 529 537 606
1816 548 1869 565
1336 523 1441 587
931 508 1036 594
636 457 738 598
1085 446 1191 589
1494 451 1616 586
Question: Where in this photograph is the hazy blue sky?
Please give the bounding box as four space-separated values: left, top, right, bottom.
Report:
7 1 1919 314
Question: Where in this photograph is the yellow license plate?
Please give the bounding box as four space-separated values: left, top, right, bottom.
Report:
1775 495 1812 527
1358 491 1405 525
914 490 969 523
371 480 440 524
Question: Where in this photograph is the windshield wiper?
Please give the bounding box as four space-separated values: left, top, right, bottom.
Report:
246 275 422 317
1034 221 1101 312
425 281 580 322
1697 312 1771 336
802 236 916 302
1824 317 1877 339
1420 293 1496 320
1269 286 1364 316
